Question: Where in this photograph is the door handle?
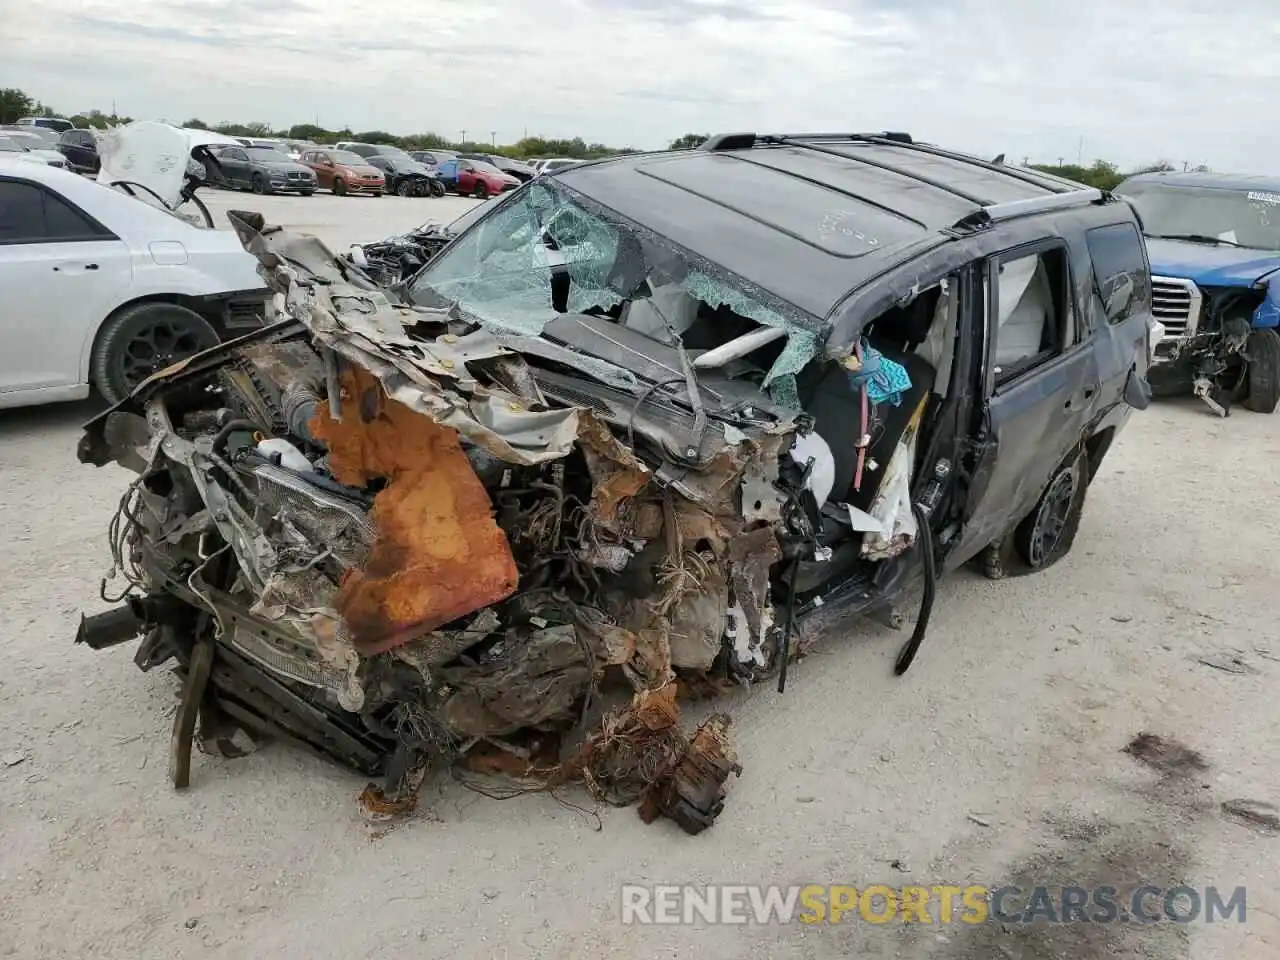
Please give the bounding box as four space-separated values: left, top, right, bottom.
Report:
52 263 98 272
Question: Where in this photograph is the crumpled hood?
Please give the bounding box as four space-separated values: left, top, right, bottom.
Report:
1145 238 1280 288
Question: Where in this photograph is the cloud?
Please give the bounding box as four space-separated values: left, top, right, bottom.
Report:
2 0 1277 170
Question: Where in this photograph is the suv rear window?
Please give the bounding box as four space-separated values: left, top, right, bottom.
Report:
1085 222 1150 324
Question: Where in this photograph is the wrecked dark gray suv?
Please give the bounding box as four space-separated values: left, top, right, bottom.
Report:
76 132 1155 832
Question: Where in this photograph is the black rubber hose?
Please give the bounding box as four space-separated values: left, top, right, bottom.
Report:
211 419 263 456
893 502 936 675
776 557 801 693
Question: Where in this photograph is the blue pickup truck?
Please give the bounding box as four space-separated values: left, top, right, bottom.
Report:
1114 172 1280 415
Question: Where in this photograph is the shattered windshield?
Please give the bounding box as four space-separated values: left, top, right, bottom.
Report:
407 179 823 404
1120 182 1280 252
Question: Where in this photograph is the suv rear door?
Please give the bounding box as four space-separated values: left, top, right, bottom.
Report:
952 236 1102 560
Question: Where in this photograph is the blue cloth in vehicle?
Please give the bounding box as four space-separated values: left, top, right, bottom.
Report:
848 340 912 406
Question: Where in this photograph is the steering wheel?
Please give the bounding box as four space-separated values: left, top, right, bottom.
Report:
108 179 215 229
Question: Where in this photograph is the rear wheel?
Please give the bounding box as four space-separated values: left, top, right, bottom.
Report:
1242 328 1280 413
333 178 347 196
91 302 220 405
980 449 1089 579
472 182 489 199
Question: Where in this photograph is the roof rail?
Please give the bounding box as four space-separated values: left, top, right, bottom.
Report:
700 131 914 151
700 131 1082 198
951 188 1105 232
849 135 1079 195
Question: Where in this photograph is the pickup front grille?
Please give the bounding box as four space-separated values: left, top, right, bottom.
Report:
1150 276 1202 338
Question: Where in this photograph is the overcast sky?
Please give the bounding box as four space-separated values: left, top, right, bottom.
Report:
4 0 1277 171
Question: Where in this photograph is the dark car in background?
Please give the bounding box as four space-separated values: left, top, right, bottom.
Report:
209 144 317 195
410 149 456 168
56 128 100 174
334 142 443 197
299 147 385 196
1114 171 1280 415
456 152 536 182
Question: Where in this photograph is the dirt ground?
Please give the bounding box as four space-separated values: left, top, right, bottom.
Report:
2 193 1279 959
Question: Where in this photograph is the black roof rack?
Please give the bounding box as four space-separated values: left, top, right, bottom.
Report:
698 131 1084 200
699 131 913 152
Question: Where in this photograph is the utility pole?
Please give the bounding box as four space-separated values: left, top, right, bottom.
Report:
1077 136 1083 165
491 130 496 147
460 129 467 145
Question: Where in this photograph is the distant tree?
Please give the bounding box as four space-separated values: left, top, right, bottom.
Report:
78 109 127 129
669 133 710 150
354 130 400 145
1128 160 1176 175
287 123 329 142
1030 158 1125 191
0 88 35 124
401 131 452 149
182 117 210 130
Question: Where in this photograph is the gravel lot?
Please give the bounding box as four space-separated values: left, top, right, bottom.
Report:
2 193 1279 960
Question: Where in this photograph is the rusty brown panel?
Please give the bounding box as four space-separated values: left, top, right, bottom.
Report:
311 366 519 654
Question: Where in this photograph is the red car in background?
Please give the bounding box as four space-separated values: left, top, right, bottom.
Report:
438 157 521 198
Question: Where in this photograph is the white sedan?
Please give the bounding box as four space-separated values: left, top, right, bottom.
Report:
0 133 69 169
0 160 270 409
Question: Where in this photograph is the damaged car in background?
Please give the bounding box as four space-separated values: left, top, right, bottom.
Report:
343 192 514 290
76 133 1155 833
1115 171 1280 416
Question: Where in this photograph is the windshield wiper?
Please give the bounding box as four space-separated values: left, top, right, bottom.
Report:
1149 233 1245 248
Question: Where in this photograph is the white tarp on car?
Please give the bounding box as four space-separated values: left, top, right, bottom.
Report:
96 121 241 208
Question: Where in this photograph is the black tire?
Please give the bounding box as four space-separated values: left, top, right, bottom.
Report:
472 182 489 199
299 190 314 197
372 191 382 198
396 179 413 197
251 173 270 195
979 448 1090 580
333 178 347 196
429 179 446 197
1242 328 1280 413
91 302 221 405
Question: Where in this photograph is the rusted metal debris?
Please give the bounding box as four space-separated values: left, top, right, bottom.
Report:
312 364 520 655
